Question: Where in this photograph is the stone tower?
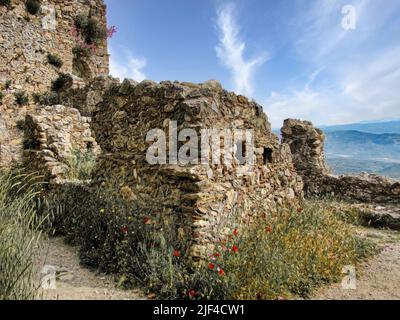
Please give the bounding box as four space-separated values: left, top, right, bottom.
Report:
0 0 109 93
0 0 109 167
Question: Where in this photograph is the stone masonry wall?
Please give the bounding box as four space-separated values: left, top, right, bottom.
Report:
0 0 109 169
23 105 99 183
0 0 109 93
282 119 400 204
92 80 303 259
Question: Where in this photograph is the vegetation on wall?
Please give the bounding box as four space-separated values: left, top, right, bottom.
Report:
25 0 41 15
51 73 73 92
32 91 60 106
14 91 29 106
5 80 12 90
72 45 91 59
0 91 3 103
0 0 11 7
74 14 107 46
47 53 63 69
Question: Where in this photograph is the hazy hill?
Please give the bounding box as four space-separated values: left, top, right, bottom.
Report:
274 120 400 179
321 120 400 134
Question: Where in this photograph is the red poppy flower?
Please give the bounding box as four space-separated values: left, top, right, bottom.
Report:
173 250 180 258
219 268 225 276
265 226 273 233
214 252 221 258
121 226 128 234
188 290 196 298
232 245 239 253
143 217 150 224
208 263 215 270
233 229 239 236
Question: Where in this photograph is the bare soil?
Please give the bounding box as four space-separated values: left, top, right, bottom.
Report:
312 227 400 300
35 237 145 300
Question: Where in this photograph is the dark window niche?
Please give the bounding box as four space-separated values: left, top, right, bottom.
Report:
263 147 273 164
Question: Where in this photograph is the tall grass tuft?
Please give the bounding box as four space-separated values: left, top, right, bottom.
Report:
64 148 96 181
0 171 44 300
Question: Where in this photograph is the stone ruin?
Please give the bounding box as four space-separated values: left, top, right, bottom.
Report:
1 0 399 259
91 80 303 258
282 119 400 204
0 0 109 173
0 0 108 93
23 105 99 183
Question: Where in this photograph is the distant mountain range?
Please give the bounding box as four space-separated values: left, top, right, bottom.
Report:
323 121 400 179
321 120 400 134
274 120 400 179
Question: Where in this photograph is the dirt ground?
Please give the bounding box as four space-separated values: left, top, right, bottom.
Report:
312 227 400 300
35 237 145 300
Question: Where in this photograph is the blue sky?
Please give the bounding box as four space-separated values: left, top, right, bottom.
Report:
105 0 400 128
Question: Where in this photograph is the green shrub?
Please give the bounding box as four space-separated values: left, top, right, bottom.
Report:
0 170 45 300
5 80 12 90
14 91 29 106
32 91 60 106
0 0 11 7
64 148 96 181
51 73 73 92
47 53 63 68
46 184 374 300
74 14 106 45
72 45 91 59
0 91 3 103
25 0 41 15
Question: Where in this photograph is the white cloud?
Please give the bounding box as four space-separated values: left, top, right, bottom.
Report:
216 4 267 97
265 0 400 128
109 46 147 82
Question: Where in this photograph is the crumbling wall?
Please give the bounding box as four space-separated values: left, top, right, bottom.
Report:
0 0 109 169
282 119 400 204
92 80 303 259
0 0 108 93
23 105 99 183
59 76 119 116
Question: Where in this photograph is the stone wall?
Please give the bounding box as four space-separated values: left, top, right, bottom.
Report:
91 80 303 259
59 75 119 116
0 0 109 93
0 0 109 169
282 119 400 204
23 105 99 183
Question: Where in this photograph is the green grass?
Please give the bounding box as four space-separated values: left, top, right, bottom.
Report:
0 171 45 300
208 201 374 299
46 185 374 300
64 148 96 181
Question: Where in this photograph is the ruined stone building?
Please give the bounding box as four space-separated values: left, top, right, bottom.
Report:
91 80 303 258
0 0 109 169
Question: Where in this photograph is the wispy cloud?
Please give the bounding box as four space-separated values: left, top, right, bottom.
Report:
216 4 267 97
109 46 147 82
265 0 400 127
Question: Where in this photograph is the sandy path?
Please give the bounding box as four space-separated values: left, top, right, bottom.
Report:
312 227 400 300
35 237 145 300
